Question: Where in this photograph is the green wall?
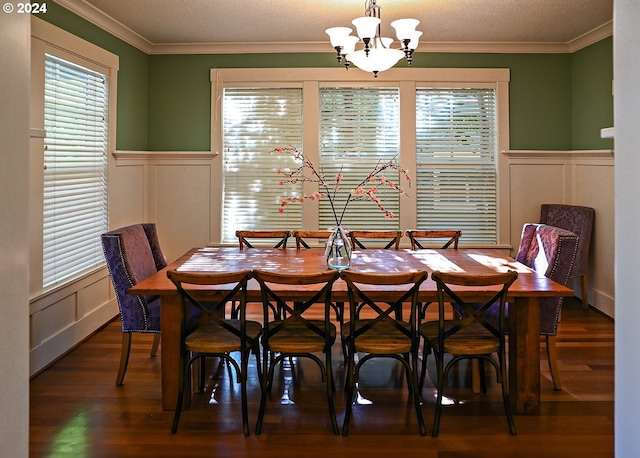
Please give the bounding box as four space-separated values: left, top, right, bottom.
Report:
147 52 574 151
41 3 149 150
572 37 614 150
42 4 613 153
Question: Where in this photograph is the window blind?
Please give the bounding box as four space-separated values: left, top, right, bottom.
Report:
43 54 108 288
416 88 497 243
319 87 401 231
221 87 304 244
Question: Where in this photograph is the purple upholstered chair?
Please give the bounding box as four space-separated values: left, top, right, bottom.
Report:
458 223 578 391
540 204 595 309
101 223 166 385
515 223 579 390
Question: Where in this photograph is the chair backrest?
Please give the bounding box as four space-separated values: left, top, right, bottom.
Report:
167 269 253 336
539 204 594 278
516 223 579 334
406 230 462 250
348 230 403 250
235 230 290 249
101 223 167 332
253 269 340 343
292 230 332 249
432 270 518 345
342 270 428 351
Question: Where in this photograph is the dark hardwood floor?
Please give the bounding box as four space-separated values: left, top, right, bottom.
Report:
30 297 614 458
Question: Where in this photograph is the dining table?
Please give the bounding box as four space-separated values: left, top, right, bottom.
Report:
129 246 574 414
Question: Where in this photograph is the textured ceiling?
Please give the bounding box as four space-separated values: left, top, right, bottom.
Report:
79 0 612 47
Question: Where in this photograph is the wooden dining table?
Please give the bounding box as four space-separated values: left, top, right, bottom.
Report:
129 246 574 414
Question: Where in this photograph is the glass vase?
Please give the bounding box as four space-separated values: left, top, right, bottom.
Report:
325 226 352 271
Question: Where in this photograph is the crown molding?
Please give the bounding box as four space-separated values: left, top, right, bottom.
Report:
57 0 613 56
55 0 153 53
568 20 613 52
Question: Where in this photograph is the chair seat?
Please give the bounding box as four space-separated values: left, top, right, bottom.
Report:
267 319 336 353
343 319 413 354
421 320 500 355
186 320 262 354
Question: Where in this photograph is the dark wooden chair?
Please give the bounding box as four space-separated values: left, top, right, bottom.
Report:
348 230 403 250
406 229 462 250
166 269 261 436
292 229 344 335
292 230 332 248
406 229 462 320
421 270 519 437
253 269 341 435
101 223 166 385
235 230 290 249
341 270 428 436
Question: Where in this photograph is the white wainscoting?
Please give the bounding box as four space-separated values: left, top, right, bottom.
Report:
505 149 615 317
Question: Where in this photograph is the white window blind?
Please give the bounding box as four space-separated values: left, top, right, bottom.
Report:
43 53 109 287
222 87 304 243
319 87 401 231
416 88 497 243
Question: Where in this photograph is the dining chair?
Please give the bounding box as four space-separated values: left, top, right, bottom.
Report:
348 230 403 250
166 269 262 436
253 269 341 435
514 222 579 390
235 230 290 249
405 229 462 250
101 223 167 385
341 270 429 436
406 229 463 321
232 229 291 318
421 270 519 437
292 229 344 339
292 230 332 249
540 204 595 309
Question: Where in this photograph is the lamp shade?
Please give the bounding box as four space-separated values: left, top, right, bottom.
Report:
346 47 404 74
390 18 420 40
340 35 360 54
352 16 380 40
326 27 353 48
408 31 423 49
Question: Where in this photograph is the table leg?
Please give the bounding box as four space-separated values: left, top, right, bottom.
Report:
160 293 184 411
509 296 541 414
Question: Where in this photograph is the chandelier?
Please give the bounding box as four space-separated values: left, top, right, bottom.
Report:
325 0 422 77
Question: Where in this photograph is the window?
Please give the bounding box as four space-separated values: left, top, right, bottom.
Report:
319 86 401 230
43 54 109 287
416 88 497 243
213 68 509 246
221 87 304 244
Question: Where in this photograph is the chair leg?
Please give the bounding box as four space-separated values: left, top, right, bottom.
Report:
546 335 562 391
410 351 427 436
580 274 589 310
239 351 250 436
499 358 517 435
341 345 357 436
150 333 160 357
172 353 190 434
116 333 132 386
325 351 340 435
432 353 445 437
472 359 481 393
255 346 270 435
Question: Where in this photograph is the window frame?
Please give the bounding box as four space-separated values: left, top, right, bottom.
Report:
30 18 119 296
210 67 511 247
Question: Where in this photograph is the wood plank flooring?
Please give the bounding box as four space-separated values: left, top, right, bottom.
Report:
29 297 614 458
